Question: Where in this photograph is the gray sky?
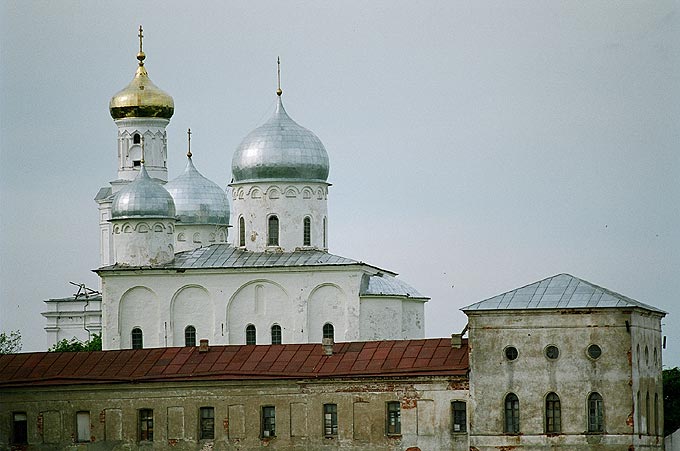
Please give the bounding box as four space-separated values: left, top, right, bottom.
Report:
1 1 678 367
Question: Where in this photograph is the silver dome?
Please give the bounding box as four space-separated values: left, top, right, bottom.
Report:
112 165 176 219
231 97 329 183
165 157 230 225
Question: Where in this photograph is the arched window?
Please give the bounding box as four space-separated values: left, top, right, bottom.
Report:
545 392 561 433
587 392 604 432
303 217 311 246
268 216 279 246
323 217 327 248
246 324 256 345
133 133 141 144
322 323 334 341
131 328 143 349
239 216 245 247
646 392 650 435
271 324 282 345
185 326 196 347
504 393 519 434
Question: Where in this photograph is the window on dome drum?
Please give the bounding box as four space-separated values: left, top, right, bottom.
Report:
11 412 28 445
239 216 245 247
131 328 143 349
545 392 561 433
185 326 196 347
323 217 327 248
646 392 650 435
271 324 282 345
200 407 215 440
654 393 659 436
323 403 338 437
386 401 401 435
76 411 90 442
637 391 641 433
587 393 604 433
303 217 311 246
133 160 141 167
268 216 279 246
139 409 153 441
504 393 520 434
452 401 466 433
261 406 276 438
545 345 559 360
246 324 256 345
323 323 334 341
133 133 141 144
505 346 518 361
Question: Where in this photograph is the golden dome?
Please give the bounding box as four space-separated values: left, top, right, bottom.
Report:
109 26 174 120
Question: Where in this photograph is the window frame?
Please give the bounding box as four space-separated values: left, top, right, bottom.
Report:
268 215 279 246
131 327 143 349
322 323 334 341
303 217 311 246
199 407 215 440
587 392 604 433
323 403 338 437
239 216 246 247
76 411 91 442
452 400 467 433
185 325 196 347
246 324 256 345
139 409 154 442
271 324 282 345
386 401 401 436
261 405 276 438
545 392 561 434
11 411 28 445
504 393 520 434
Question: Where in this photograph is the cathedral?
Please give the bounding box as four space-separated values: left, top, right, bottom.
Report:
89 28 427 351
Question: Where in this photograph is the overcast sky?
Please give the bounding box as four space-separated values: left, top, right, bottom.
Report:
1 1 678 367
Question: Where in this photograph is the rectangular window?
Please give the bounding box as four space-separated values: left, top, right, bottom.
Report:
76 411 90 442
262 406 276 438
323 403 338 437
452 401 466 432
139 409 153 441
200 407 215 440
12 412 28 444
386 401 401 435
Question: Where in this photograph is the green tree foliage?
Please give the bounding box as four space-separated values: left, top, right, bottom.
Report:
0 330 22 354
48 334 102 352
665 367 680 436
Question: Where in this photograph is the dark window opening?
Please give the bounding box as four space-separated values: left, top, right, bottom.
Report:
246 324 256 345
239 216 245 247
139 409 153 441
324 403 338 437
12 412 28 444
268 216 279 246
504 393 520 434
185 326 196 347
303 217 311 246
588 392 604 433
386 401 401 435
545 345 559 360
271 324 282 345
545 392 561 433
262 406 276 438
131 328 143 349
452 401 466 432
587 344 602 359
200 407 215 440
505 346 518 361
323 323 334 341
133 160 141 167
133 133 141 144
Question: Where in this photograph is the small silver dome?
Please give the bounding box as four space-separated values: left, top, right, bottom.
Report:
112 165 176 219
165 157 230 225
232 97 329 183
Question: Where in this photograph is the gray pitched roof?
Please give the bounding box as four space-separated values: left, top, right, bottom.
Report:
462 273 665 314
360 273 429 300
97 244 388 272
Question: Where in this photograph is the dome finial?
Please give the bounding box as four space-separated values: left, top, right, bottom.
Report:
187 128 193 159
137 25 146 66
276 56 283 97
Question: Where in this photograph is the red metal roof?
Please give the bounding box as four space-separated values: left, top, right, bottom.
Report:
0 339 468 388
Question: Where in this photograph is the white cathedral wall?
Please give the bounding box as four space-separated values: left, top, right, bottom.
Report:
101 266 372 350
111 219 175 266
358 297 425 341
174 224 228 253
231 182 329 252
114 117 169 182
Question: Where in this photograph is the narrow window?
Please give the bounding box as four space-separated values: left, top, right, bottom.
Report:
268 215 279 246
133 133 141 144
323 403 338 437
654 393 659 436
185 326 196 347
262 406 276 438
133 160 141 167
322 323 334 341
139 409 153 441
323 217 327 248
131 328 143 349
386 401 401 435
646 392 650 435
76 411 90 442
12 412 28 445
239 216 245 247
452 401 467 432
637 391 641 433
303 217 311 246
271 324 282 345
545 392 561 433
246 324 256 345
587 393 604 433
200 407 215 440
504 393 520 434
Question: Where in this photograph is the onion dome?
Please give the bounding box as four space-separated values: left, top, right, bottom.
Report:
112 164 176 219
166 152 230 226
109 26 174 120
231 96 329 183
